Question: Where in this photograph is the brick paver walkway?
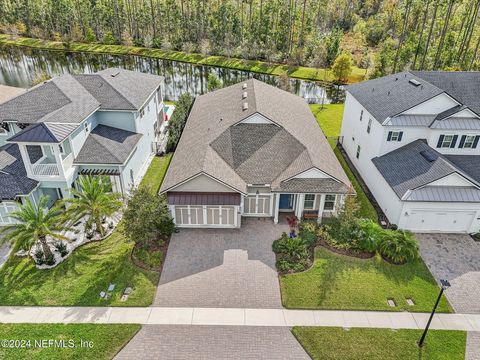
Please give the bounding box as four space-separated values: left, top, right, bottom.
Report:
153 218 287 308
417 233 480 359
114 325 310 360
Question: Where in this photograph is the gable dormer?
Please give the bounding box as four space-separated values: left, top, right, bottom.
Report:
235 112 278 126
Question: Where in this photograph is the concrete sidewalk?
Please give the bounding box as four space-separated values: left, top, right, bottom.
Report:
1 306 479 331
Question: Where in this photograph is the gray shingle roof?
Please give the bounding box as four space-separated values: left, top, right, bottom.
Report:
349 71 480 123
210 124 306 184
445 155 480 183
347 72 443 123
276 178 350 193
96 68 163 109
0 144 38 199
412 71 480 116
160 79 351 194
74 125 142 165
7 122 79 143
372 139 480 199
0 85 26 104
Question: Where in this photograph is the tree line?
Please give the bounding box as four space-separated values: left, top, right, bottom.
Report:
0 0 479 78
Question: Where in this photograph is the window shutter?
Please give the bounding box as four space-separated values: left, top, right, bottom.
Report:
459 135 466 148
436 135 444 148
473 135 480 149
387 131 392 141
450 135 458 148
398 131 403 141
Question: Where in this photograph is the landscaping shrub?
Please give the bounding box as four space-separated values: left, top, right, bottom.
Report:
124 187 175 249
355 219 383 253
54 241 68 257
379 230 419 264
34 248 44 265
166 93 194 152
299 221 318 247
44 253 56 266
272 233 310 273
323 196 360 247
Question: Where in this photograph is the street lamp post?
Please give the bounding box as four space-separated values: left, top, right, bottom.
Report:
418 279 451 348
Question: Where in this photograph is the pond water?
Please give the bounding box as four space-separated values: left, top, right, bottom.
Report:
0 44 345 103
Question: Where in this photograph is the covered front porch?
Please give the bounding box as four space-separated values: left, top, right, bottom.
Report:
273 193 344 224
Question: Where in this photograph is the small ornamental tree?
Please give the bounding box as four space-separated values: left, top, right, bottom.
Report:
123 187 175 249
332 52 353 83
325 195 360 246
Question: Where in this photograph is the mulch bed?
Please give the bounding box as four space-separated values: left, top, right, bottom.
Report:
317 237 375 259
131 235 170 272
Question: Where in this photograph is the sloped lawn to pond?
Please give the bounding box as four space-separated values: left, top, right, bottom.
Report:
280 247 452 312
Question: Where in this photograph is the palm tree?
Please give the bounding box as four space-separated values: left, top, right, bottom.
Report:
0 196 70 259
64 175 123 237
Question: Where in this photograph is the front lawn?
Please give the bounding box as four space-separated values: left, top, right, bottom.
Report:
0 324 140 359
0 154 173 306
310 104 377 222
280 247 452 312
292 327 466 360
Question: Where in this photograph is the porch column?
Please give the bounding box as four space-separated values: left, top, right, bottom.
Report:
296 194 305 219
169 205 176 223
318 194 326 224
18 145 33 177
274 193 280 224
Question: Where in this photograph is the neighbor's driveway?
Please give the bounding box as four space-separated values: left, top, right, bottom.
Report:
417 233 480 314
153 218 288 308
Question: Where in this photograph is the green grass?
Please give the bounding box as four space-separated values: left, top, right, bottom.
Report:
280 247 452 312
292 327 466 360
0 153 173 306
140 154 172 195
310 104 378 221
0 34 365 84
0 324 140 359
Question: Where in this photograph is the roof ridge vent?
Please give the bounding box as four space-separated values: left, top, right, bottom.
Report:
242 102 248 111
111 71 120 77
242 91 247 99
242 83 247 90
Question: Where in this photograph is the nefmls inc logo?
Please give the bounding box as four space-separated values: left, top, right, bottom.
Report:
34 339 76 348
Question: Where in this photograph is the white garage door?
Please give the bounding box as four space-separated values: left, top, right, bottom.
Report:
408 210 475 233
173 205 237 227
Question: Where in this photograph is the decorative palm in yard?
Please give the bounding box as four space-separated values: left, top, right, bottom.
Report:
64 175 123 237
0 196 70 260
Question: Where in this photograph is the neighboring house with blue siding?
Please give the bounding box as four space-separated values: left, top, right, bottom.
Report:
0 68 165 225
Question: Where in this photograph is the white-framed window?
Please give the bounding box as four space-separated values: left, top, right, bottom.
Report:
58 144 64 154
84 122 89 133
441 134 455 148
367 118 372 134
139 108 145 118
356 145 361 159
360 109 363 121
304 194 315 210
463 135 476 148
324 194 336 211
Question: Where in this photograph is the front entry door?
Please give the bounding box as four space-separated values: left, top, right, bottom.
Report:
279 194 294 211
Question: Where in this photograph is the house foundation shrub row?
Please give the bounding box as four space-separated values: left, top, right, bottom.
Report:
273 196 421 273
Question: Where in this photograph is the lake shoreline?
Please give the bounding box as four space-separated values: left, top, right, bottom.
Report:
0 34 365 84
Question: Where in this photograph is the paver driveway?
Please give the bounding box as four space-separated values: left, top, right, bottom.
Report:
153 218 288 308
417 233 480 360
417 233 480 314
115 325 310 360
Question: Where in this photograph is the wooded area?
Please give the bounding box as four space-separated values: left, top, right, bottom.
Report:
1 0 479 77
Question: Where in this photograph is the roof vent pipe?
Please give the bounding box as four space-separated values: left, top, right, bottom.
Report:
242 102 248 111
242 83 247 90
242 91 247 99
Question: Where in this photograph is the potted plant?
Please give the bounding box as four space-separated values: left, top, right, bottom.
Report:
286 215 299 238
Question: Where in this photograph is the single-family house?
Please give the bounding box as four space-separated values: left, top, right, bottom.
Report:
341 71 480 233
0 68 166 225
160 79 352 228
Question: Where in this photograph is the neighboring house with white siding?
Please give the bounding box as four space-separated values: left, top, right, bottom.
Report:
341 71 480 233
0 68 166 225
160 79 352 228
